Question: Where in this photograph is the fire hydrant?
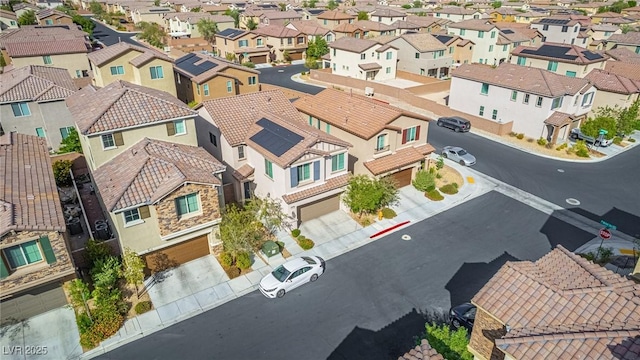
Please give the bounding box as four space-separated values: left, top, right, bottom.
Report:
378 209 383 220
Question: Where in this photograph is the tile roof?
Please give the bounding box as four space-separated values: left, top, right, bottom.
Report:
605 61 640 81
605 47 640 63
398 339 445 360
358 62 382 71
67 80 196 135
0 9 17 20
232 163 254 181
585 68 640 94
371 8 406 17
512 42 608 64
329 37 380 53
251 24 301 38
0 133 66 236
36 8 71 20
332 23 360 33
261 10 301 20
87 42 174 67
294 88 432 140
0 65 77 103
396 33 446 52
317 10 356 20
472 245 640 360
287 20 330 36
607 31 640 45
5 38 89 57
364 144 435 175
93 138 225 212
544 111 574 127
201 90 302 146
353 20 396 32
390 21 420 30
447 19 497 31
435 6 477 15
282 173 350 204
0 25 89 54
452 63 592 97
168 12 233 23
174 52 260 84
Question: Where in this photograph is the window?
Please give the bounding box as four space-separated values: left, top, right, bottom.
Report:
478 31 484 38
238 145 245 159
35 127 45 137
489 45 493 52
332 63 336 71
43 55 52 65
60 126 74 139
102 134 115 149
566 70 576 77
517 56 525 65
415 52 420 59
502 45 507 51
386 67 391 74
331 153 345 172
264 158 273 178
449 46 454 54
490 31 495 38
110 66 124 75
257 38 263 46
551 97 563 109
511 90 517 101
386 51 392 60
536 96 543 107
325 123 330 133
196 84 200 95
297 36 304 44
543 24 549 30
4 241 42 269
604 31 611 36
11 102 30 117
173 120 186 135
492 109 498 120
460 29 465 36
582 92 594 106
323 19 327 25
239 39 248 47
203 84 209 96
333 48 336 56
297 163 311 182
209 132 217 146
561 26 568 32
479 105 484 116
547 61 558 72
123 208 141 224
361 53 366 60
405 126 417 142
45 19 53 25
479 58 483 64
376 134 387 151
76 70 82 78
226 80 232 93
523 93 530 104
481 83 489 95
308 116 313 126
175 193 199 216
150 66 164 79
635 46 640 54
287 38 293 45
248 76 257 85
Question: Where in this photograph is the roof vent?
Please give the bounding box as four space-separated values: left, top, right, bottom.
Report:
25 164 32 169
27 194 35 200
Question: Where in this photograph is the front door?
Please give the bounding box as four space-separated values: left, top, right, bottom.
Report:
243 181 252 200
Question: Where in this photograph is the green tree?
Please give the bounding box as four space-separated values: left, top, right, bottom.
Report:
0 4 12 11
136 22 166 48
52 159 73 186
72 14 96 36
424 323 472 360
246 17 258 30
413 0 422 7
620 24 634 33
618 98 640 135
18 10 37 25
122 248 146 294
89 1 104 16
306 37 329 58
401 4 412 9
357 11 369 20
197 18 218 43
309 0 318 7
191 6 201 12
326 0 338 10
58 128 83 154
220 204 263 257
245 195 294 235
412 170 435 191
278 2 287 11
491 1 502 8
91 256 122 291
581 115 617 140
302 0 308 7
629 1 637 7
342 175 399 216
224 9 240 28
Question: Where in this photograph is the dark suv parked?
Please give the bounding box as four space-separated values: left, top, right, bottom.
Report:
437 116 471 132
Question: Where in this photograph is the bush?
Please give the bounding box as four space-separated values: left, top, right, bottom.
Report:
236 252 252 269
76 313 93 334
226 266 241 278
580 252 596 261
275 240 285 251
135 301 152 314
556 143 568 151
187 100 199 108
435 156 444 171
424 323 472 360
574 140 589 158
629 138 636 142
453 182 459 189
425 189 444 201
526 137 535 143
381 207 397 219
242 61 255 68
426 184 436 192
598 247 613 263
509 131 517 137
435 173 442 179
219 252 233 267
291 229 301 237
545 142 554 149
52 159 73 186
80 329 104 348
298 237 315 250
439 184 458 195
412 170 435 192
613 136 623 145
516 133 525 140
297 235 306 241
537 137 547 146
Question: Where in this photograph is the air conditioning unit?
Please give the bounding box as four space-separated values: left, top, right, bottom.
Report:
364 87 374 96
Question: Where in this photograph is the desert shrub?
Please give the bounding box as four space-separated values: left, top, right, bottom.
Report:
545 142 554 149
92 308 124 339
413 170 435 192
297 235 306 241
76 313 93 334
298 238 315 250
426 184 436 192
361 217 372 226
509 131 517 137
629 138 636 142
428 167 436 174
613 136 623 145
291 229 301 237
235 252 252 269
580 252 596 261
526 137 535 143
242 61 255 68
135 301 152 314
598 247 613 264
435 156 444 171
516 133 525 140
381 207 397 219
425 189 444 201
116 25 126 31
574 140 589 157
435 173 442 179
537 137 547 146
439 184 458 195
556 143 568 151
227 266 241 278
219 252 233 267
80 329 104 348
453 182 459 189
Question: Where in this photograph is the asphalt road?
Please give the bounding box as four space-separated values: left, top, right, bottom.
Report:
99 192 595 360
259 64 324 95
88 18 138 46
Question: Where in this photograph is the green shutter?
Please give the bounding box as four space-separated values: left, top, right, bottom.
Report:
39 235 57 264
0 258 9 279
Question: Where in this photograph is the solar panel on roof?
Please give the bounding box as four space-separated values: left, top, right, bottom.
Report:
583 51 604 60
175 53 218 76
434 35 453 44
520 44 578 61
249 118 304 157
501 29 514 34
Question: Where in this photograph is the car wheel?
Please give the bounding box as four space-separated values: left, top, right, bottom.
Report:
437 121 443 127
276 289 285 298
310 274 318 282
460 160 465 166
455 127 461 133
452 319 461 329
442 153 448 158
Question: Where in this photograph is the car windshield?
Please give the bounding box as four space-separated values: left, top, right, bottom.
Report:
302 256 317 265
457 149 468 156
271 265 291 282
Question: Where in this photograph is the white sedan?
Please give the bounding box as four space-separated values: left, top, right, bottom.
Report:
441 146 476 166
259 256 325 298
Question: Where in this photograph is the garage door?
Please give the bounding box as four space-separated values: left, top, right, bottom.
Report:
142 234 210 273
298 194 341 223
387 168 413 188
289 52 303 60
251 55 268 64
1 282 67 325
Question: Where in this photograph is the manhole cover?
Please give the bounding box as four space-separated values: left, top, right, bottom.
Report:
557 169 565 173
566 198 580 206
401 234 411 241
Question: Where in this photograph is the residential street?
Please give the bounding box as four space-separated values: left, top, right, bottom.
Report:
97 191 595 360
259 64 324 95
87 17 138 46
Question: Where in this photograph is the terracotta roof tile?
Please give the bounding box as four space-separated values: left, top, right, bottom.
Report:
232 163 254 181
5 38 89 57
396 33 446 52
329 36 380 53
251 24 301 38
93 138 225 211
364 144 435 175
0 65 77 103
605 61 640 81
353 20 396 32
317 10 356 20
282 173 350 204
0 133 66 236
358 62 382 71
607 32 640 45
398 338 445 360
448 19 498 31
0 25 88 50
585 68 640 94
605 47 640 63
87 42 174 67
287 20 330 36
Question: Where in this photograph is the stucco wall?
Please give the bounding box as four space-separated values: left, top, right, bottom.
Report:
0 100 75 150
509 56 606 78
11 53 90 79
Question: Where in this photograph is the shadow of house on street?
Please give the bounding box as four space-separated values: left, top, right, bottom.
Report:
445 252 519 308
328 308 440 360
539 210 597 252
567 207 640 240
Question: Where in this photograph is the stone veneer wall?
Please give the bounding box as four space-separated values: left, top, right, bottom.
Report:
0 230 75 295
156 183 221 237
469 307 508 360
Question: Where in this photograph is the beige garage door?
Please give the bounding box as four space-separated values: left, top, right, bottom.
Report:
387 168 413 188
142 234 210 273
1 282 67 325
298 194 341 223
289 52 303 60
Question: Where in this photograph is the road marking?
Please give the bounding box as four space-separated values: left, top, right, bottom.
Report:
466 176 475 184
557 169 565 173
401 234 412 241
566 198 581 206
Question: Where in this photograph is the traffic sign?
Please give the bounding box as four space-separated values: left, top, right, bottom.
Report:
599 228 611 240
600 220 617 230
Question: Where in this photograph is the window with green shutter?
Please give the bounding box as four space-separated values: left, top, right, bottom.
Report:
265 158 273 178
4 240 47 269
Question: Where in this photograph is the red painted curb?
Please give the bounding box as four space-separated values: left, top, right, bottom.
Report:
369 220 411 239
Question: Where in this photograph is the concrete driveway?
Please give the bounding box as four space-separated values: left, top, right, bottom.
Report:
299 210 361 246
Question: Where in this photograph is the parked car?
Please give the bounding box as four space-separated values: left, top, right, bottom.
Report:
436 116 471 133
450 303 476 332
441 146 476 166
259 256 325 298
570 128 612 147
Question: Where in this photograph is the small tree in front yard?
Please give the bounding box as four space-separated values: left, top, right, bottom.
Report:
245 195 294 236
581 115 617 140
342 175 399 217
122 248 146 294
423 323 472 360
412 170 435 192
220 204 263 258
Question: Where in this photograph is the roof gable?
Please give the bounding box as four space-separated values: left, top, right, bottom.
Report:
0 65 76 103
585 68 640 94
87 42 174 67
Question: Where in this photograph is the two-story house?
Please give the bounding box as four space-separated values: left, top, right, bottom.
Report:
130 6 173 26
199 90 352 225
351 20 397 38
433 7 482 22
368 7 407 25
166 13 235 39
251 24 308 62
584 68 640 117
214 28 271 64
605 32 640 53
0 66 78 151
11 3 39 18
406 15 448 34
1 132 75 325
449 63 597 144
173 52 260 104
387 33 452 78
36 9 73 26
0 25 92 79
513 11 547 24
260 10 303 26
433 34 475 65
328 37 398 80
510 43 608 78
286 20 334 43
447 19 500 64
295 88 435 187
530 16 583 44
87 42 177 96
0 9 18 32
489 8 519 23
494 24 543 64
316 10 356 31
587 24 621 44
